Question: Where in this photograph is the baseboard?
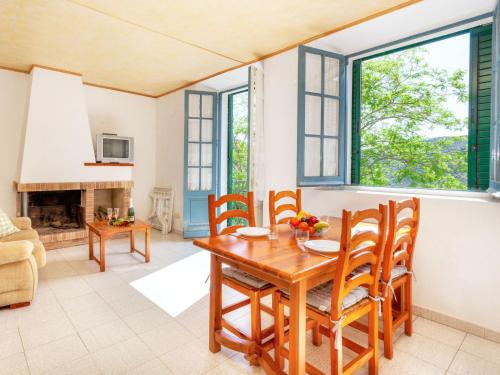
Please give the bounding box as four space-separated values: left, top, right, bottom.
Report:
413 305 500 344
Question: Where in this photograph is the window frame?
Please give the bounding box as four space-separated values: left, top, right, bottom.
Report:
297 45 347 187
350 24 493 191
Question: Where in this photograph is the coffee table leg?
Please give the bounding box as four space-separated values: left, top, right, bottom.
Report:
145 227 150 263
88 230 94 260
100 236 106 272
130 231 135 253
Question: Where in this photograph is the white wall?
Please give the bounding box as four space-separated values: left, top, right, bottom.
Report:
0 70 29 216
156 90 185 232
84 86 157 219
262 49 299 224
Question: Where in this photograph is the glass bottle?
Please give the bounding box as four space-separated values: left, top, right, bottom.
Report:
127 198 135 223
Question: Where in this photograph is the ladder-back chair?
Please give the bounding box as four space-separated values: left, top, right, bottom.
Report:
268 189 302 225
380 197 420 359
208 192 276 361
273 205 387 374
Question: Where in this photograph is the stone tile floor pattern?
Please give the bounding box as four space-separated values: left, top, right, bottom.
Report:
1 230 499 374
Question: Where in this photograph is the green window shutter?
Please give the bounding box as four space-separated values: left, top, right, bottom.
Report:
469 25 493 191
351 59 361 185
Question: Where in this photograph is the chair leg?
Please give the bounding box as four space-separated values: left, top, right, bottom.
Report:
405 278 413 336
382 292 394 359
313 321 322 346
368 302 379 375
330 327 343 375
248 291 261 366
273 291 285 370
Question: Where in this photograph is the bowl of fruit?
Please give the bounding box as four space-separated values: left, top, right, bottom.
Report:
289 211 329 237
109 218 131 227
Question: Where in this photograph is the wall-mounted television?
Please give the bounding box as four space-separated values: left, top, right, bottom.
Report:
96 134 134 163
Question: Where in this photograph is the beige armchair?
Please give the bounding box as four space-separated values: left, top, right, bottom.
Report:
0 240 38 308
0 217 46 308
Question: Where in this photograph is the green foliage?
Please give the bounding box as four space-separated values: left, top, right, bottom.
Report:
229 91 249 194
228 91 249 226
360 47 469 190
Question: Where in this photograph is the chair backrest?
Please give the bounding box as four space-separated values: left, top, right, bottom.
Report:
208 192 256 237
330 205 387 319
381 197 420 282
268 189 302 225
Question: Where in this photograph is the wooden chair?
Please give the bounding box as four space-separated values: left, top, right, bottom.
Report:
208 192 276 361
273 205 387 374
268 189 302 225
380 197 420 359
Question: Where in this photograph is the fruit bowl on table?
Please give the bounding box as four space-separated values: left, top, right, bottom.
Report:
289 210 329 238
109 218 131 227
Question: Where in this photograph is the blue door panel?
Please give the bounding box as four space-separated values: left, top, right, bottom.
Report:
183 91 217 238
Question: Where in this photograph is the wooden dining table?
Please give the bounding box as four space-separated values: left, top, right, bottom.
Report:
193 220 343 375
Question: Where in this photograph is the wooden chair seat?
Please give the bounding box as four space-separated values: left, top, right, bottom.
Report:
222 267 272 290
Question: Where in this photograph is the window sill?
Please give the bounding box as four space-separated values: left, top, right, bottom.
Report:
314 184 498 202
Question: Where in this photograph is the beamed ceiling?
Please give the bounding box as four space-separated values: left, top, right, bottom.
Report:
0 0 419 97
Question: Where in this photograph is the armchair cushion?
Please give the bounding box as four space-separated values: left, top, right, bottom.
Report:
0 209 19 238
10 217 32 231
0 240 34 266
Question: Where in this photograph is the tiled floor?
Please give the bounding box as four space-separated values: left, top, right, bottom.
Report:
1 230 499 374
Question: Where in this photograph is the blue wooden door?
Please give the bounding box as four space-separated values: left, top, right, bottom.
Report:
183 90 217 238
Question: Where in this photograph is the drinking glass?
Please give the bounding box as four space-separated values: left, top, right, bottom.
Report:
106 208 113 221
295 229 309 246
113 208 120 219
268 225 279 240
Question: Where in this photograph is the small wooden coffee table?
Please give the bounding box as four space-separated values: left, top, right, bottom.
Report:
87 219 151 272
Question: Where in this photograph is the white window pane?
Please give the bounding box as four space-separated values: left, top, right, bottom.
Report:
201 120 212 142
324 57 340 96
324 98 339 136
304 137 321 176
201 168 212 190
305 95 321 135
323 138 339 176
188 168 199 191
201 144 212 166
201 95 213 117
305 53 322 93
188 119 200 141
188 94 200 117
188 143 200 167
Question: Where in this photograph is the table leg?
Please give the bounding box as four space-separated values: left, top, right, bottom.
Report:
288 280 307 375
145 227 151 263
130 231 135 253
88 230 94 260
209 254 222 353
99 236 106 272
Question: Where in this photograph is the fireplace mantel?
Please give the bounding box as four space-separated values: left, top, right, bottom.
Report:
15 180 133 192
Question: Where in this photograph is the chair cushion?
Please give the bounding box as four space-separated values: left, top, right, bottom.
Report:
283 282 368 313
391 265 407 281
0 209 19 238
222 267 271 289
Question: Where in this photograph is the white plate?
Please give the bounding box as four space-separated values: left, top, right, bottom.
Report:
304 240 340 253
236 227 270 237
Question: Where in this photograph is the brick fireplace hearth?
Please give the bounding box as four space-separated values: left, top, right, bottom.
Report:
15 181 133 249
